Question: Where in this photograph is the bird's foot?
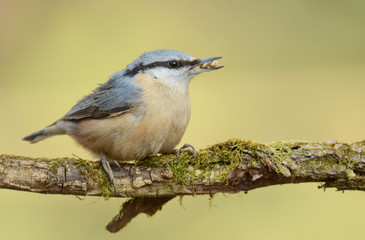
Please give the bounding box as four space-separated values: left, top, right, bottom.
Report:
100 152 117 194
175 143 197 160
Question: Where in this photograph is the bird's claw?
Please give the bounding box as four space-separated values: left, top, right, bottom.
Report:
175 143 197 160
112 160 122 170
100 152 117 194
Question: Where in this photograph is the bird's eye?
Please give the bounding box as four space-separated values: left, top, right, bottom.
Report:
168 60 179 69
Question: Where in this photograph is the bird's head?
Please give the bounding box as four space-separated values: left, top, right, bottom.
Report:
124 49 223 87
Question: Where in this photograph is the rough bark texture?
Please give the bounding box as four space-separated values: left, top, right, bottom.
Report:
1 139 365 198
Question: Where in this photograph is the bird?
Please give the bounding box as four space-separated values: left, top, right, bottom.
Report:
23 49 223 193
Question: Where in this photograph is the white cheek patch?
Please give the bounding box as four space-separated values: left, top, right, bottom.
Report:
148 67 171 79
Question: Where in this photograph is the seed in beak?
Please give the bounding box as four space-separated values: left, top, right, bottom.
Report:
200 60 219 69
200 62 209 69
210 60 218 68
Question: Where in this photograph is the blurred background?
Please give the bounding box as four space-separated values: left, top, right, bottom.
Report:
1 0 365 239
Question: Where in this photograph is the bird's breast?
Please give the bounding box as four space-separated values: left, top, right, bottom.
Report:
134 73 191 153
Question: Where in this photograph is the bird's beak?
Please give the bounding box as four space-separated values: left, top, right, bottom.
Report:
189 56 224 74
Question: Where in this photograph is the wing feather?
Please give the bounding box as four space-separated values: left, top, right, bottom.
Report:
62 72 142 121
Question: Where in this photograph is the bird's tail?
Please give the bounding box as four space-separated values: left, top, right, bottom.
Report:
22 122 68 143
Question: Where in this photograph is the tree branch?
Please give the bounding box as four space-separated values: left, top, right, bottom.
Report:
1 139 365 199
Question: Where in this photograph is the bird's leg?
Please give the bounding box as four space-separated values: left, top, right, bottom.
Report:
100 152 117 194
175 143 197 160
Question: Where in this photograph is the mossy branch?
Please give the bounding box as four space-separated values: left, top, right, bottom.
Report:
1 139 365 199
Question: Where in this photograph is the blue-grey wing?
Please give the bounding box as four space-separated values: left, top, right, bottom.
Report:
62 72 142 121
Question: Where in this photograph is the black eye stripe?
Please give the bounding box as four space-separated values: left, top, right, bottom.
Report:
124 59 200 77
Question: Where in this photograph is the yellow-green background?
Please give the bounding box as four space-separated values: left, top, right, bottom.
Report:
1 0 365 239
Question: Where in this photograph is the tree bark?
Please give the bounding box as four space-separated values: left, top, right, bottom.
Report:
1 139 365 198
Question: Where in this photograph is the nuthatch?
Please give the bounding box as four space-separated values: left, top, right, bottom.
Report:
23 49 223 192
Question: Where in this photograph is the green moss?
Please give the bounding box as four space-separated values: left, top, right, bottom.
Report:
97 175 113 199
268 141 295 162
71 158 113 199
266 141 296 175
49 160 66 174
335 143 357 168
167 158 191 185
141 154 174 168
159 139 267 185
161 139 364 185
